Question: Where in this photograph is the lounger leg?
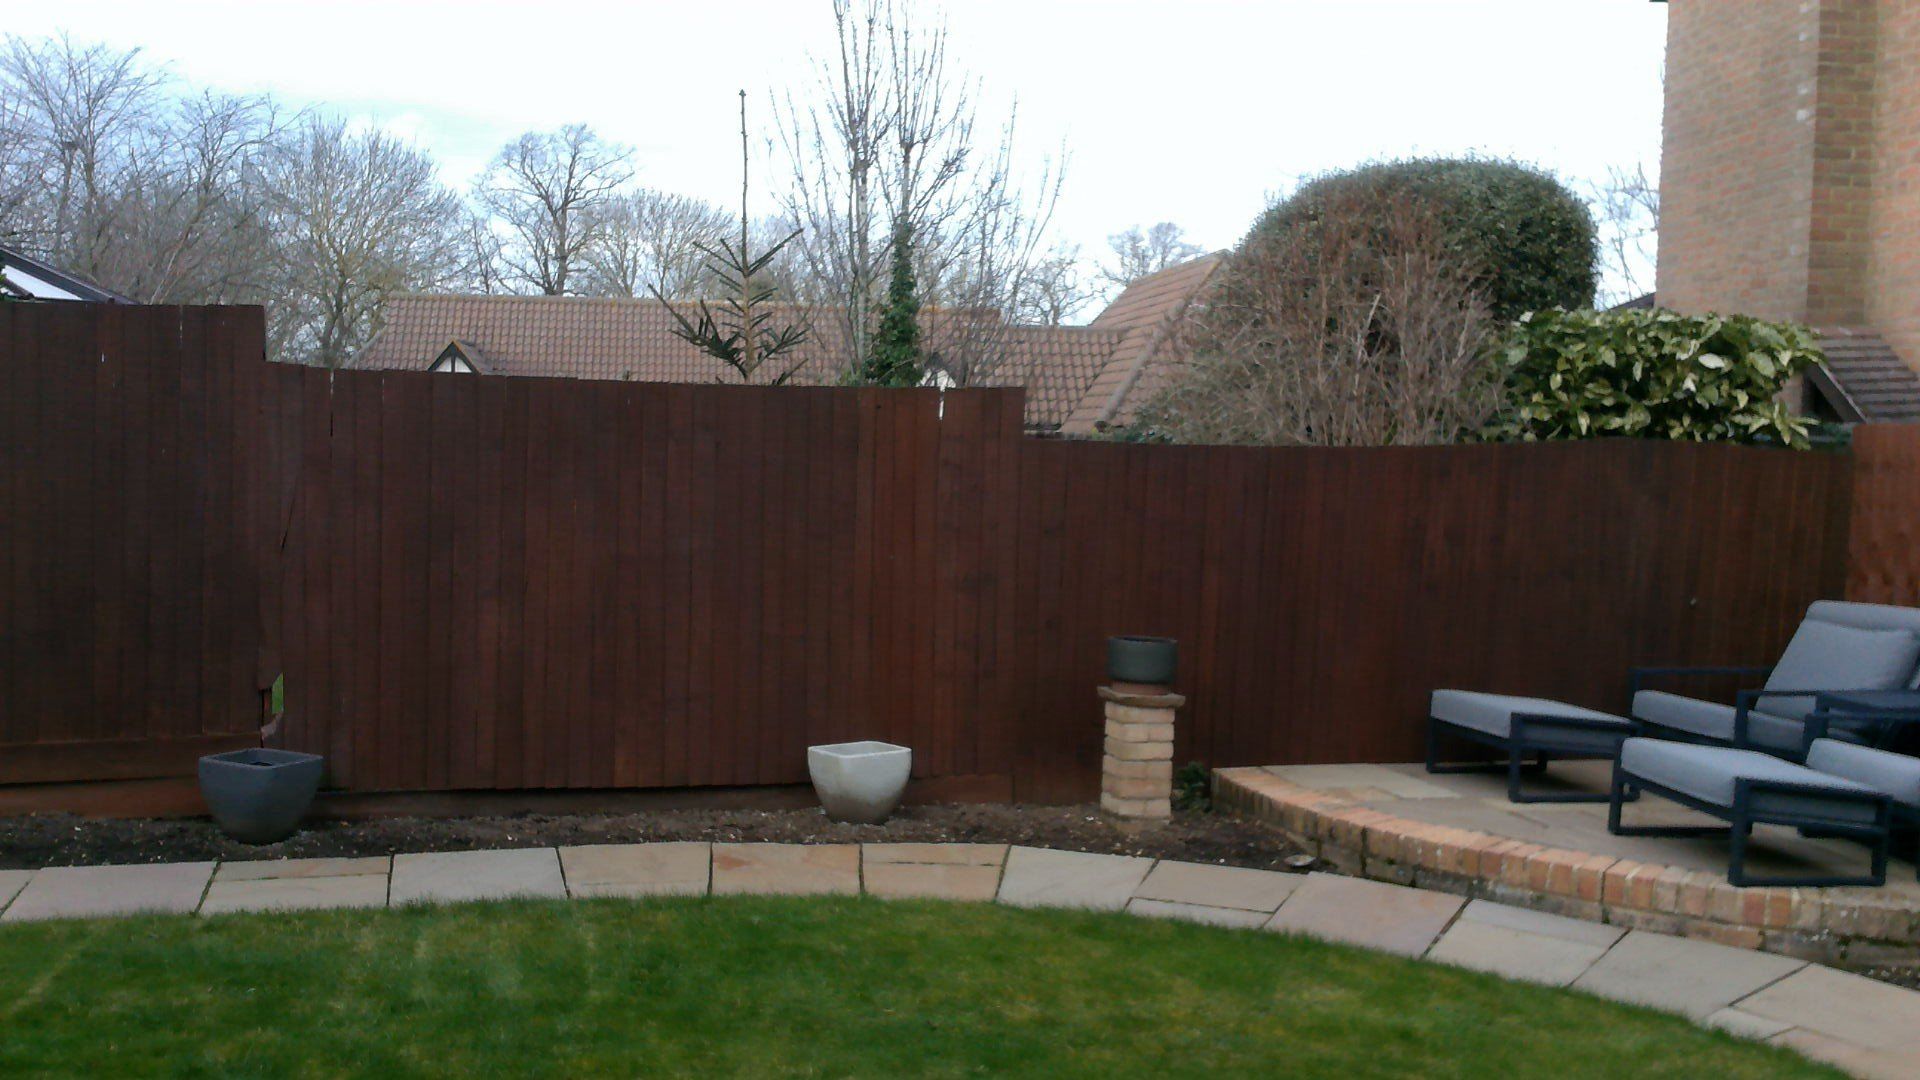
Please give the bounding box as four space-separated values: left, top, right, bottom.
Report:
1728 815 1752 888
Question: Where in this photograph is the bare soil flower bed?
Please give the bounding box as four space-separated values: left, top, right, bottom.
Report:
0 803 1305 872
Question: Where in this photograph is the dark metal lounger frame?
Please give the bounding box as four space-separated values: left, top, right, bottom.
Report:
1426 712 1635 805
1607 755 1892 888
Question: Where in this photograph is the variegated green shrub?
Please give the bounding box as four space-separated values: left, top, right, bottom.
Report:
1483 307 1822 448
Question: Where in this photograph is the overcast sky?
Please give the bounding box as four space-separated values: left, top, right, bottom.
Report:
4 0 1669 284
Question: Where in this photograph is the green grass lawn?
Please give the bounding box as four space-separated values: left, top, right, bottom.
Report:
0 896 1834 1078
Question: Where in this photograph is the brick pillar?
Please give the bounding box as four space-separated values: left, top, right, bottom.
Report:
1099 684 1183 820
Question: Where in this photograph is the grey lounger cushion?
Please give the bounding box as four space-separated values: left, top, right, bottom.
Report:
1806 739 1920 809
1631 690 1805 752
1431 690 1630 751
1763 617 1920 720
1619 737 1883 826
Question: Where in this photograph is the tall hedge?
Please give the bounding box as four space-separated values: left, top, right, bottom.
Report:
1250 158 1598 321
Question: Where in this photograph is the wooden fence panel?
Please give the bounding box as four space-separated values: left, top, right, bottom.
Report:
0 305 267 782
0 304 1866 802
1849 424 1920 605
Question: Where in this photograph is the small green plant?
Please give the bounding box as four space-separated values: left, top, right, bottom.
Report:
1173 761 1212 813
1482 307 1823 448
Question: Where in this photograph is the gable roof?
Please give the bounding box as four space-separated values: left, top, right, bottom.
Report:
352 270 1221 433
1811 328 1920 423
0 243 129 303
1058 254 1224 435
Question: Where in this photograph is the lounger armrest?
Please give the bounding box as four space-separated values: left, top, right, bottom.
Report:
1629 665 1773 698
1732 687 1827 752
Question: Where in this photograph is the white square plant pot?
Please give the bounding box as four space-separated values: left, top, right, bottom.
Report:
807 741 913 824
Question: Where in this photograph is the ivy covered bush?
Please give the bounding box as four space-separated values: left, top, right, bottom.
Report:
1482 308 1823 448
1250 157 1597 321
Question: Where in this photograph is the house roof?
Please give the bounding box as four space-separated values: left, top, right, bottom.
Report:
353 269 1221 432
0 243 129 303
1058 254 1225 435
1811 328 1920 423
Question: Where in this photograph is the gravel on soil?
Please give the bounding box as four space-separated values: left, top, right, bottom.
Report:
0 803 1306 873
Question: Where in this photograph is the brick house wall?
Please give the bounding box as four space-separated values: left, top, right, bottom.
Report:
1870 5 1920 365
1658 0 1920 373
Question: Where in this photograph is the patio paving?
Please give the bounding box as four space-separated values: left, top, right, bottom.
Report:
1427 899 1626 986
390 848 566 905
561 842 710 898
996 846 1154 910
1569 930 1807 1019
0 839 1915 1076
862 843 1005 901
1264 872 1465 957
2 862 214 922
711 843 859 896
200 857 390 915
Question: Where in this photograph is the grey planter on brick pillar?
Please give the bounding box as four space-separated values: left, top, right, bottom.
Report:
198 748 324 844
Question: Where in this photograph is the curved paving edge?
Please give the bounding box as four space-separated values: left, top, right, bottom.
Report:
1214 767 1920 962
0 841 1914 1078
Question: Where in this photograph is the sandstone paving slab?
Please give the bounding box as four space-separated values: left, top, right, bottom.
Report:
1427 914 1616 986
711 844 859 896
1265 764 1455 800
1568 930 1805 1020
0 869 33 913
1 862 214 922
390 848 566 906
201 873 389 915
1734 963 1920 1051
863 843 1007 866
1131 861 1302 913
996 847 1155 911
865 862 1003 901
214 857 389 882
1451 899 1624 949
1125 898 1270 929
1705 1008 1797 1042
560 843 710 898
1262 873 1464 958
1771 1028 1920 1080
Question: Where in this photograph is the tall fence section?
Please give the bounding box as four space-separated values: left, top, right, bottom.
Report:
0 304 1868 804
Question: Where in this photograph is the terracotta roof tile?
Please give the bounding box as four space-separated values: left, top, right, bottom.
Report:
353 294 1124 431
1060 254 1224 434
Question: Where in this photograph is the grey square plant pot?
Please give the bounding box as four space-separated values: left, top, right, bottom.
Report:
198 748 324 844
808 741 912 825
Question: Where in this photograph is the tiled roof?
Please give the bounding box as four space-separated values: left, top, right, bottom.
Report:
1813 328 1920 423
1059 254 1224 435
353 294 1131 432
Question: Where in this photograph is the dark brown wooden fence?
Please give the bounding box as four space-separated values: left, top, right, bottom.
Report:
0 304 1861 803
0 304 270 783
1848 423 1920 606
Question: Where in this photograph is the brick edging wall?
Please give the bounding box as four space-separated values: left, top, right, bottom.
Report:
1215 768 1920 970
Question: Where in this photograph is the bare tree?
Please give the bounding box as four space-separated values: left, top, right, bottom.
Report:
775 0 1066 382
1589 162 1659 307
1100 222 1204 291
1017 241 1096 325
0 35 284 303
475 124 634 295
265 117 468 368
1138 191 1499 446
582 188 732 298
